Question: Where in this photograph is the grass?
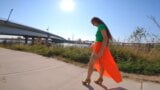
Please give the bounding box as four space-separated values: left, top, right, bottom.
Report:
110 45 160 75
0 44 160 75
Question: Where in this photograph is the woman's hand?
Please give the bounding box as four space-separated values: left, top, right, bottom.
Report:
91 52 103 60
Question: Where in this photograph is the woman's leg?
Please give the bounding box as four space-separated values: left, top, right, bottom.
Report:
86 53 96 79
99 65 104 79
94 61 104 84
82 53 96 85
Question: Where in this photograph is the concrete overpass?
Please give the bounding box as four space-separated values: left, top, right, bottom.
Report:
0 19 67 44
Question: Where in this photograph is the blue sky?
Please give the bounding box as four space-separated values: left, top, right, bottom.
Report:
0 0 160 41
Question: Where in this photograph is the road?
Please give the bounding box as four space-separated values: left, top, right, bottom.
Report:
0 47 159 90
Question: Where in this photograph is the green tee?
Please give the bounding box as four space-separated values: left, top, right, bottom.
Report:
95 24 106 42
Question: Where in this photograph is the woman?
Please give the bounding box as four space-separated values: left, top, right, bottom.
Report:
82 17 122 85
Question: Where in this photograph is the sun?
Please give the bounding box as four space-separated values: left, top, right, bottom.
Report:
60 0 75 12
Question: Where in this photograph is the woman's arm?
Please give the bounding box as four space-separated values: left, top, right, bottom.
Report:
98 30 109 56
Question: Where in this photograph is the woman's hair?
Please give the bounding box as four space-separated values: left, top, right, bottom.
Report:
91 17 113 41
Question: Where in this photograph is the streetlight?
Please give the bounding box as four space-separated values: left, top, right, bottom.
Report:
7 9 14 22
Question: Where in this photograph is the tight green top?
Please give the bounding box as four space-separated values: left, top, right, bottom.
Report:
96 24 107 42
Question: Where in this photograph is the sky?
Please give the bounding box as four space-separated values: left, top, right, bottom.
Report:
0 0 160 41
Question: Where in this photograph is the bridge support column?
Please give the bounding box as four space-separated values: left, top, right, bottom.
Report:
51 39 54 43
45 38 48 45
24 36 28 44
31 37 35 45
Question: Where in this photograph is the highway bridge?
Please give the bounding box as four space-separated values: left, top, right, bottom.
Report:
0 19 67 44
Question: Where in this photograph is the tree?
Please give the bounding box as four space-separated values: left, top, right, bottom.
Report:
148 16 160 43
128 27 148 43
128 27 160 43
148 16 160 30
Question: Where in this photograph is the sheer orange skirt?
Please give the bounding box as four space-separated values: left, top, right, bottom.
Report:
91 42 122 83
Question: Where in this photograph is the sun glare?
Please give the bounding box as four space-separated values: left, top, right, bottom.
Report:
60 0 75 12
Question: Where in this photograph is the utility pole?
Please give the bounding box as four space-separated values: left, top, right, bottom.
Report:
47 26 49 38
7 9 13 22
46 26 50 45
72 33 74 41
46 26 49 32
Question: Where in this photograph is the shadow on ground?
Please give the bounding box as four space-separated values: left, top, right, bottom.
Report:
83 85 94 90
83 84 127 90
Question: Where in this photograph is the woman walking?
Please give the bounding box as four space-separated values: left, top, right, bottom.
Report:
82 17 122 85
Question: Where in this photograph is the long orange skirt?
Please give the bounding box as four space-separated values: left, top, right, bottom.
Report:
91 42 122 83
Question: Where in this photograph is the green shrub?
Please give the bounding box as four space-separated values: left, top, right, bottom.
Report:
0 44 160 75
62 47 90 64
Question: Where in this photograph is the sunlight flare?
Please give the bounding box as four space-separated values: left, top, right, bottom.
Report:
60 0 75 12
